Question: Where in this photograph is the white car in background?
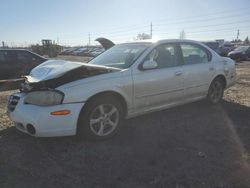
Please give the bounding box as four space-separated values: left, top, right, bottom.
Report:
7 39 236 140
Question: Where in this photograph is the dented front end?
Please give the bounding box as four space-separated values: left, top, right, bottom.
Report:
20 60 120 92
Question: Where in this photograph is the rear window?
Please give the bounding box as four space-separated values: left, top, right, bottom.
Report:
17 51 32 62
181 44 210 65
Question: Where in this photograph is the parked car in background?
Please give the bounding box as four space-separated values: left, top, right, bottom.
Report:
7 39 236 140
202 41 222 55
59 48 71 55
90 48 105 57
59 38 112 57
219 42 235 56
60 47 80 55
71 47 88 56
228 46 250 61
0 49 47 80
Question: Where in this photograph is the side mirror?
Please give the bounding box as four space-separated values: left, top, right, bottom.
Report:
142 60 158 70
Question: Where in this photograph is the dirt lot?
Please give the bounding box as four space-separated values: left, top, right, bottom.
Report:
0 60 250 188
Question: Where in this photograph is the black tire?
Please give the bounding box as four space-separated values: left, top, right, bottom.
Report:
77 95 124 140
207 78 225 104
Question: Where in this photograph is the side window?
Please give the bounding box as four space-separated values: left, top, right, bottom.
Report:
146 44 177 68
17 52 32 62
181 44 209 65
0 51 16 63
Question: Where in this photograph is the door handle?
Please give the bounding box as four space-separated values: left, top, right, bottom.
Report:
175 71 182 76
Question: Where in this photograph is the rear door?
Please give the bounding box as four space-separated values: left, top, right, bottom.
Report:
180 43 215 100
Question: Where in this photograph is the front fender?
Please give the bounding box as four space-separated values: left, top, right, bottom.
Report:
58 74 133 112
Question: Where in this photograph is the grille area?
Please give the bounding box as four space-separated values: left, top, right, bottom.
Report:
8 95 20 112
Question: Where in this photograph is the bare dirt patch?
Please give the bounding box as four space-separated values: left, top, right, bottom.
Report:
0 91 14 131
224 61 250 107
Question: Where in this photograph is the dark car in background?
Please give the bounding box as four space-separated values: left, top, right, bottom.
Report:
0 49 47 80
202 41 222 55
228 46 250 61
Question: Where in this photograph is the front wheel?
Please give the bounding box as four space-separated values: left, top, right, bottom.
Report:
207 78 225 104
77 96 124 140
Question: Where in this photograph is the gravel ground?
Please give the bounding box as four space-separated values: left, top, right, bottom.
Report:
0 61 250 188
0 91 13 131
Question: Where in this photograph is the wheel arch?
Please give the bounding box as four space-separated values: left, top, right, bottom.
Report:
79 90 128 119
210 74 227 89
76 90 128 138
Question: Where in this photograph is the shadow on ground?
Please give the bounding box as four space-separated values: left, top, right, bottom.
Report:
0 100 250 188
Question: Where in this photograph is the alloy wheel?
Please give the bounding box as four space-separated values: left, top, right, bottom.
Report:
89 104 119 136
209 80 223 103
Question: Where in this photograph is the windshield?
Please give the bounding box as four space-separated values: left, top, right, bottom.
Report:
88 43 149 69
235 46 249 52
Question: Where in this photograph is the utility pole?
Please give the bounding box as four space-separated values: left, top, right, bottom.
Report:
150 22 153 39
236 29 240 41
88 33 91 45
2 41 4 48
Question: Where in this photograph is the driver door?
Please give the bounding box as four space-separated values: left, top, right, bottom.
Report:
132 43 184 113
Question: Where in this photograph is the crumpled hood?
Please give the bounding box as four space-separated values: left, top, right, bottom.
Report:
21 60 120 92
27 60 84 82
26 60 120 82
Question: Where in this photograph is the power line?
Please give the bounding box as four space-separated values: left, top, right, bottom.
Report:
94 18 250 39
155 25 250 36
89 9 250 36
55 8 250 44
154 19 250 33
153 11 250 27
152 7 250 24
90 25 149 36
91 14 250 38
57 9 250 41
90 6 250 33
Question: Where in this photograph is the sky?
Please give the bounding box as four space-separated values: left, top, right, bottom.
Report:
1 0 250 46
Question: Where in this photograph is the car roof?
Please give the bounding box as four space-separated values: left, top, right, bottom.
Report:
120 39 208 47
0 49 30 51
0 49 46 59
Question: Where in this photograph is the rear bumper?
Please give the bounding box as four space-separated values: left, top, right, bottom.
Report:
8 93 84 137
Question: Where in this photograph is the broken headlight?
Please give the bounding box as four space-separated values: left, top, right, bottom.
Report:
24 90 64 106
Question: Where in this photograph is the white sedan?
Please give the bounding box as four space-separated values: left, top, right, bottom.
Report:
7 39 236 140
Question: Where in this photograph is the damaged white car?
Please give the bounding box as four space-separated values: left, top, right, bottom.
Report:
7 39 236 140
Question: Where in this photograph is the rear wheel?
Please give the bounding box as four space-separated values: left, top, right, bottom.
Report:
77 96 124 140
207 78 225 104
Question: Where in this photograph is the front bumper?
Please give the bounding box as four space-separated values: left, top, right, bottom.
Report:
8 93 84 137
